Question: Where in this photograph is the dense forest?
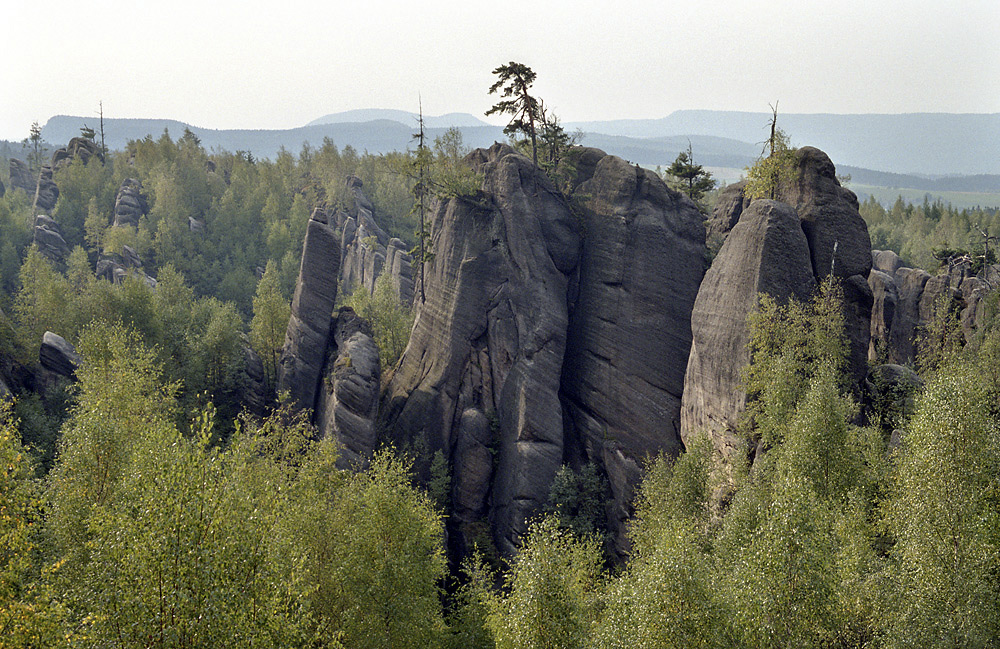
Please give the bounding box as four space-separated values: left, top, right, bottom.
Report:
0 108 999 648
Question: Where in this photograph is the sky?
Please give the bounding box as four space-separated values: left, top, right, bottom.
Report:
4 0 999 142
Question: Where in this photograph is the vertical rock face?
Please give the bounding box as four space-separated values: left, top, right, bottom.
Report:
681 200 816 462
277 209 341 413
560 154 706 552
315 307 381 468
381 143 582 555
682 147 873 464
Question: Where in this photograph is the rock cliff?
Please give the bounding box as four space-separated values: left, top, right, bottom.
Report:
681 147 872 464
380 144 707 556
277 208 382 462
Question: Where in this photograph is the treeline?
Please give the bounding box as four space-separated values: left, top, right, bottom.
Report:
860 194 1000 271
2 281 997 647
1 129 418 314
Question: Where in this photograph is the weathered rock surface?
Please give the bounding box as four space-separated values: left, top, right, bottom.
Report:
560 153 706 553
277 209 340 413
51 137 102 169
33 166 59 212
241 343 267 417
705 180 748 246
315 307 381 468
33 215 71 268
9 159 35 195
681 200 816 463
113 178 148 228
40 331 81 378
380 143 581 555
865 251 994 365
385 238 416 306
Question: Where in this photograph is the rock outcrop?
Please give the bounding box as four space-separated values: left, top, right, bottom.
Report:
560 154 706 554
867 251 993 364
278 209 341 413
40 331 81 378
380 144 707 556
9 159 34 195
381 143 582 555
315 308 381 468
51 137 102 169
113 178 148 228
682 147 872 463
33 215 71 268
33 166 59 212
681 200 817 463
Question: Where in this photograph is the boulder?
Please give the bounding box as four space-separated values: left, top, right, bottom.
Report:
560 152 706 554
380 143 581 555
681 200 816 464
872 249 904 275
315 308 381 469
39 331 81 378
277 209 340 413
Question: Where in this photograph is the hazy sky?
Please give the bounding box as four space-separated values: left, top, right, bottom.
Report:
4 0 998 141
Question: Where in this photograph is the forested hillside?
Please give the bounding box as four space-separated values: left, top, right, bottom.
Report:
0 107 998 648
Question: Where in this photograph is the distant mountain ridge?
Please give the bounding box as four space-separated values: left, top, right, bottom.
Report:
306 109 488 129
566 110 1000 177
35 110 1000 190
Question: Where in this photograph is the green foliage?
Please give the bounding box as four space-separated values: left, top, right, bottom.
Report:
281 449 448 649
860 194 1000 271
665 143 716 204
883 361 1000 647
744 126 797 201
916 288 965 374
743 278 848 448
478 516 601 649
594 438 725 649
487 62 543 168
545 463 609 542
250 260 290 393
345 273 414 369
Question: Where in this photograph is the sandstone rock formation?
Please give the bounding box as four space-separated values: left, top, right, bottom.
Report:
51 137 103 169
276 209 383 465
681 200 816 464
40 331 81 378
33 215 71 268
561 153 706 553
867 251 993 365
380 143 582 555
113 178 148 228
33 166 59 212
278 208 341 413
315 307 381 469
380 144 707 556
681 147 872 464
8 159 35 195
